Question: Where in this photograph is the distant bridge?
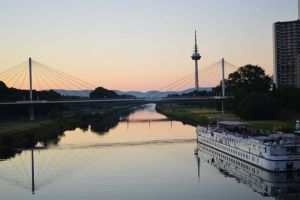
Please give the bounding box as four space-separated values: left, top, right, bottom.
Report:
0 57 237 120
0 96 228 106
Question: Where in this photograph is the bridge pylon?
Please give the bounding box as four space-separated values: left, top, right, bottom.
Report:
221 58 225 98
28 57 35 121
221 58 226 115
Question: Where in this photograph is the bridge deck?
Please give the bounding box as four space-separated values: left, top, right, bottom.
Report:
0 97 229 106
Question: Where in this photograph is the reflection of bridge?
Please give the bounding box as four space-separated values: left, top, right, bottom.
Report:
120 117 175 128
0 145 102 195
0 55 237 120
0 139 195 195
120 118 170 123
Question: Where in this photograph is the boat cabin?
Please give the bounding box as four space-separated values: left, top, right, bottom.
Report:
218 121 251 135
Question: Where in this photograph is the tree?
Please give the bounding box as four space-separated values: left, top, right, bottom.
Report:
0 81 7 89
0 80 62 118
89 87 119 98
222 65 276 119
38 90 61 100
226 65 271 94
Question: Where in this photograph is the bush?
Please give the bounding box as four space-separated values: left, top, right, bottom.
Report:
274 87 300 112
47 110 63 119
239 93 279 120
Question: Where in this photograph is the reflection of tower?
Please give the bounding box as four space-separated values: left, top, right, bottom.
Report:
29 147 46 195
29 146 47 195
195 143 200 181
191 31 201 90
197 154 200 181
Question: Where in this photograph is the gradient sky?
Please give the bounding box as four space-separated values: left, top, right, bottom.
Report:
0 0 297 91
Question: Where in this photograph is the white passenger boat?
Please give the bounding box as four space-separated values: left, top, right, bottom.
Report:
196 121 300 172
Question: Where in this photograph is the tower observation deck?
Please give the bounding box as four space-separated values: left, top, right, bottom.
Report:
191 31 201 90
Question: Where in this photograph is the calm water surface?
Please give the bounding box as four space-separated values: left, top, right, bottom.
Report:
0 104 298 200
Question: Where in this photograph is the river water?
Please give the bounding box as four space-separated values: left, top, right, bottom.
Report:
0 104 299 200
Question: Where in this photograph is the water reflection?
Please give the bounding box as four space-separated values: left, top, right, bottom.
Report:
90 106 137 135
2 104 299 199
0 104 196 197
0 106 137 160
196 142 300 199
0 146 105 195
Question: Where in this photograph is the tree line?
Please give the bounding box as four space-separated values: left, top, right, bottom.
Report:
169 65 300 121
0 82 134 119
222 64 300 120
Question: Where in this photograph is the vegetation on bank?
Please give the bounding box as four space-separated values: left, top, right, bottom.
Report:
170 65 300 121
156 104 296 132
0 79 141 159
0 105 136 157
0 81 61 101
221 65 300 120
157 64 300 133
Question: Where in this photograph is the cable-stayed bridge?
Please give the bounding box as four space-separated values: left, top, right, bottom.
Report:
0 58 237 98
0 58 238 119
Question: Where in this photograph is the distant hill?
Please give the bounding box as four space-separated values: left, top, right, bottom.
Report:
55 87 213 98
115 88 212 98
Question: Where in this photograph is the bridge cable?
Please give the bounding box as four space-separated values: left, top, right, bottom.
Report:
32 60 96 88
35 65 71 96
10 66 28 89
5 65 27 87
35 62 87 96
34 65 68 97
35 63 93 96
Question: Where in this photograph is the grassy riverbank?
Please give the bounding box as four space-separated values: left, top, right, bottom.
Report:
0 105 134 151
156 104 296 132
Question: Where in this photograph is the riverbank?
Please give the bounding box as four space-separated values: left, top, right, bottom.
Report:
156 104 295 132
0 105 136 152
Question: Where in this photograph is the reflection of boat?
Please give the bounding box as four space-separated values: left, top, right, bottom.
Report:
197 143 300 199
295 120 300 134
197 121 300 171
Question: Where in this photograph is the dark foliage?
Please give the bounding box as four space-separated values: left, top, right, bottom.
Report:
0 81 61 101
0 81 62 118
273 87 300 112
167 90 213 97
238 93 279 120
220 64 300 120
89 86 135 99
222 65 278 120
226 65 272 93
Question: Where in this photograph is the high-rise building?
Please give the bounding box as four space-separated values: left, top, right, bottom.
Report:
273 1 300 88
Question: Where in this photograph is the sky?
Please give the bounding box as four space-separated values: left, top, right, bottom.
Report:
0 0 297 91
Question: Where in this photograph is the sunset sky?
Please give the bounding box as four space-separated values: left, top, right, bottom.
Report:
0 0 297 91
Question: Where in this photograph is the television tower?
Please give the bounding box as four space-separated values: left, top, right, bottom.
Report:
191 31 201 90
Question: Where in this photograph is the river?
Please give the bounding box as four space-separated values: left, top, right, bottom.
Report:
0 104 298 200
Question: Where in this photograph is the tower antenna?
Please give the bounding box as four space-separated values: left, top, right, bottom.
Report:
194 30 198 53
